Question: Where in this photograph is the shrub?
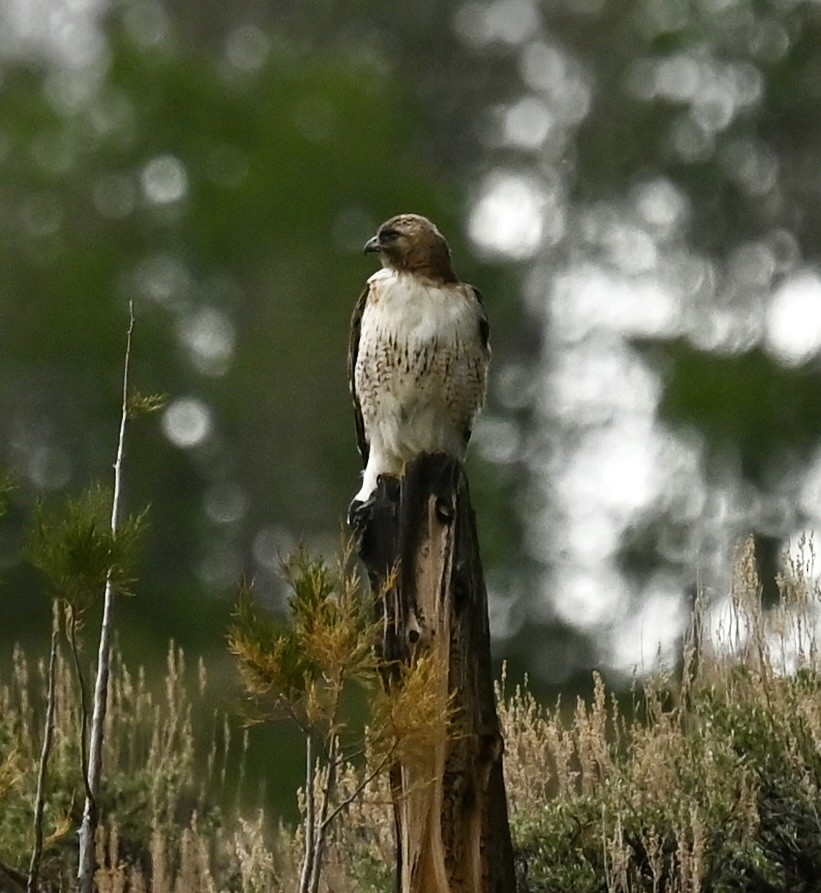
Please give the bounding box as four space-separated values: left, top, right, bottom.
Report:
2 536 821 892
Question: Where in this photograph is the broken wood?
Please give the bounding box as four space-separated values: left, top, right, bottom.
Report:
356 453 516 893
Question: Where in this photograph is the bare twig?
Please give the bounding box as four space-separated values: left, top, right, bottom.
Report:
319 749 392 831
298 731 316 893
300 734 393 893
66 610 93 804
307 732 338 893
301 672 391 893
77 301 135 893
27 603 61 893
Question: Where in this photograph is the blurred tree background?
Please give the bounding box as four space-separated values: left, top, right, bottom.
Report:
2 0 821 814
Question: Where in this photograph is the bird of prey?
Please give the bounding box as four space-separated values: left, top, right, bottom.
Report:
348 213 490 512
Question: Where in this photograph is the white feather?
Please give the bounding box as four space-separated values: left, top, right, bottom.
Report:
353 270 488 502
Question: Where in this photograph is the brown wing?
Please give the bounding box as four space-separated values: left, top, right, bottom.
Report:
347 283 371 464
471 285 491 354
460 284 491 447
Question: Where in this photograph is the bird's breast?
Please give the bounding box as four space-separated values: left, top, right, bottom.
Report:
355 274 487 421
360 273 478 352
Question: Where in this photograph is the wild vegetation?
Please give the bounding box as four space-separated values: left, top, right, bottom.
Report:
4 4 821 890
1 533 820 892
5 0 821 696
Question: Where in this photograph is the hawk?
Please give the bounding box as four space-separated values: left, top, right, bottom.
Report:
348 213 490 511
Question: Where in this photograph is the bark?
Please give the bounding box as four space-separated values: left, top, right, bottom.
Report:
357 453 516 893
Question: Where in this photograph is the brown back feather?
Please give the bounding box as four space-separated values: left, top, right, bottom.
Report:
348 283 370 464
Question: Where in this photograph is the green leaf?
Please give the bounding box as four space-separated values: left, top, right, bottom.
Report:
28 484 148 611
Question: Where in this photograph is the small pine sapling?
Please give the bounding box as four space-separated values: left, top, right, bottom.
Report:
24 302 162 892
229 542 452 893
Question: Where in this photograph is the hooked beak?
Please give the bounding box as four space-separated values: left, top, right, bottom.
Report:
363 235 381 254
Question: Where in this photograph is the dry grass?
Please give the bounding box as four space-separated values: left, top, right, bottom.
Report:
2 535 821 892
503 535 821 892
0 642 296 892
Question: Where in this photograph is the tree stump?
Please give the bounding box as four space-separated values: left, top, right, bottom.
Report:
356 453 516 893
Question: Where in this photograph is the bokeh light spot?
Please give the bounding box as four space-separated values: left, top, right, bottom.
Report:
203 481 247 524
162 397 212 448
27 445 71 490
224 24 269 71
178 306 236 377
453 0 539 47
468 171 545 260
141 154 188 205
253 525 296 571
122 0 168 48
765 270 821 366
502 96 553 148
133 253 191 308
633 178 688 233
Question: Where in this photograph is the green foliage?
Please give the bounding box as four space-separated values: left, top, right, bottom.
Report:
230 584 313 711
0 4 463 662
0 643 255 890
345 850 393 893
514 798 606 893
28 485 147 611
126 391 167 419
282 547 377 690
646 341 821 483
696 676 821 890
2 0 821 698
229 544 378 729
513 670 821 892
229 543 459 893
3 539 821 891
504 538 821 892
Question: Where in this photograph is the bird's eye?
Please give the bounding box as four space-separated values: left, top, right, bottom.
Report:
380 228 400 241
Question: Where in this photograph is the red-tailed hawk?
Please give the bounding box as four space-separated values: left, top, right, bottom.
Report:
348 214 490 511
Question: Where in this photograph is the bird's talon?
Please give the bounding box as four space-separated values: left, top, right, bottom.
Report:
347 496 375 530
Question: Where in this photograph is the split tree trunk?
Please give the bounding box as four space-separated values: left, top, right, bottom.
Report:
357 453 516 893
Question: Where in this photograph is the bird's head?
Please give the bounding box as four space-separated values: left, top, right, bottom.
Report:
364 214 456 282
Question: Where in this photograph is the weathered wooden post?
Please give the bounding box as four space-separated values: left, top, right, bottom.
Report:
356 452 516 893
